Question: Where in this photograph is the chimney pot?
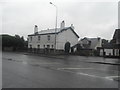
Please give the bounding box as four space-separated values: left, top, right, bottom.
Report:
34 25 38 34
71 24 74 30
60 20 65 29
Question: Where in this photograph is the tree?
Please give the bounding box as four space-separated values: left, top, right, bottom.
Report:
1 34 27 51
64 42 71 53
102 39 109 46
15 35 20 39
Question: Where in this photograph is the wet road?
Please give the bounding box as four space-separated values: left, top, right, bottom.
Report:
2 52 119 88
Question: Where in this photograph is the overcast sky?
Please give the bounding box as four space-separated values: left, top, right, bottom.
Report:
1 0 119 40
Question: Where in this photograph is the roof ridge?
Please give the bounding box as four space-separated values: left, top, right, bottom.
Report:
38 27 70 33
28 26 79 38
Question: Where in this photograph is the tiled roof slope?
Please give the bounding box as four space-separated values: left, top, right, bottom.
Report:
28 27 79 38
113 29 120 44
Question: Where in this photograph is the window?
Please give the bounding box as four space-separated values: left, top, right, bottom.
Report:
37 45 40 49
51 45 54 48
47 45 50 49
47 35 50 41
38 36 40 41
43 45 45 48
30 45 32 48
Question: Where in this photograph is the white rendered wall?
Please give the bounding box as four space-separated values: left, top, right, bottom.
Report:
56 29 78 50
28 34 55 49
104 49 113 56
95 39 102 50
100 49 103 56
28 29 79 50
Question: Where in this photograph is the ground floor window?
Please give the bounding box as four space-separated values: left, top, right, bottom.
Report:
43 45 45 48
37 45 40 49
30 45 32 48
47 45 50 49
51 45 54 48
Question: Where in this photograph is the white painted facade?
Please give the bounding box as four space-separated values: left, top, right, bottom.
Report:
100 48 120 56
28 21 79 50
104 49 113 56
56 28 78 50
28 34 55 49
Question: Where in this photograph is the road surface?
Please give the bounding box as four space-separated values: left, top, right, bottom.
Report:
2 52 119 88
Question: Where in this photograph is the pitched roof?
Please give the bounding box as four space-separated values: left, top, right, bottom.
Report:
28 27 79 38
113 29 120 44
89 38 101 49
79 37 101 49
38 27 68 34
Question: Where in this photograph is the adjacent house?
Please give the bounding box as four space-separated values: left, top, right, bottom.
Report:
78 37 102 50
98 44 119 56
28 21 79 52
113 29 120 45
98 29 120 57
71 37 102 56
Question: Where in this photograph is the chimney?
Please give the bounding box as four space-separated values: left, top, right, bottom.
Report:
34 25 38 34
71 24 74 30
60 20 65 29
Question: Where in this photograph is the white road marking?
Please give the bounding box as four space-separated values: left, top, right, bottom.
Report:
57 67 118 72
31 62 60 65
22 62 60 65
57 68 93 70
78 71 105 79
105 76 120 78
57 69 114 81
105 76 120 80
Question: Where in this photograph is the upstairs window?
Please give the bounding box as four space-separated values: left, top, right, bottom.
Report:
38 36 40 41
47 35 50 41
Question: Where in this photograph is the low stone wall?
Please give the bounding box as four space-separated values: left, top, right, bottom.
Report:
70 49 100 56
28 48 64 54
27 48 100 56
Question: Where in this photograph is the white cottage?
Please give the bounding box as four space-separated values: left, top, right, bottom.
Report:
28 21 79 51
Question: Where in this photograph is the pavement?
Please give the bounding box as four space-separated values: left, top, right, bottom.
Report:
24 52 120 65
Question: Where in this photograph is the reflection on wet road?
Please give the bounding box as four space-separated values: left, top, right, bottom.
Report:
2 52 119 88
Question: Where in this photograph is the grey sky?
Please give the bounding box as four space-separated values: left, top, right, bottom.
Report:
1 0 118 40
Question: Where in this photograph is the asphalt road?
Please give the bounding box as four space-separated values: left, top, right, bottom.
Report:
2 52 119 88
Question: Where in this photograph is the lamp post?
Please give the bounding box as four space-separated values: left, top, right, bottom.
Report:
50 2 58 53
